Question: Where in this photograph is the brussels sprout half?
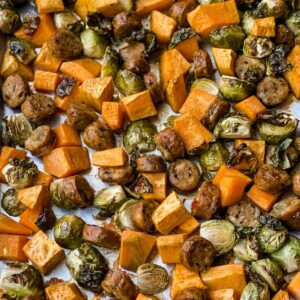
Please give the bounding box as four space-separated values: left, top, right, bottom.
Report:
94 185 128 218
257 111 298 144
243 36 274 58
219 76 255 102
0 8 20 34
9 40 36 65
191 78 219 96
0 263 44 298
240 282 270 300
254 0 288 18
54 215 85 249
286 10 300 36
101 46 119 79
1 188 25 217
200 220 236 255
54 11 78 30
270 235 300 273
66 243 108 292
214 113 252 139
242 10 255 35
123 120 157 154
233 237 259 262
209 25 246 51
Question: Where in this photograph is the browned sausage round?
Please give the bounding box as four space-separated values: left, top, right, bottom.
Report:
123 57 150 76
169 159 201 193
293 173 300 197
169 0 196 26
48 29 82 60
82 224 120 249
119 42 145 62
180 236 215 272
83 121 115 151
21 93 56 122
136 155 166 173
192 181 220 220
275 24 295 48
98 165 134 185
285 211 300 230
112 12 142 38
25 125 56 157
256 76 289 107
67 103 97 131
254 164 291 194
154 128 185 161
101 269 138 300
131 200 159 233
193 49 213 79
2 74 30 108
174 288 211 300
144 71 164 103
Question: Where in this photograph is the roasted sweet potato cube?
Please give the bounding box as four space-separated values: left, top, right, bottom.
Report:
209 289 238 300
175 36 200 62
136 0 173 15
23 230 65 274
212 48 237 76
142 173 167 202
34 43 62 72
92 147 128 167
272 290 289 300
174 216 200 235
19 208 41 233
0 213 33 236
74 0 89 20
102 102 124 131
250 16 275 37
54 82 80 111
94 0 122 17
152 192 190 234
46 282 84 300
287 272 300 300
36 0 64 13
34 70 60 92
32 172 53 187
18 185 51 210
0 234 29 262
166 75 187 113
54 123 82 148
136 294 158 300
284 67 300 99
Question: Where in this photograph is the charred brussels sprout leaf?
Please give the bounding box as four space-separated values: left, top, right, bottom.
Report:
254 0 288 18
0 263 44 298
123 120 157 154
191 78 219 95
256 226 287 253
94 185 128 218
242 10 255 35
257 111 298 144
199 143 229 179
169 28 196 49
129 174 153 194
243 36 274 58
115 69 145 95
101 46 119 79
80 29 109 58
200 220 236 255
286 10 300 36
0 8 20 34
54 215 85 249
22 14 40 35
233 237 259 262
1 113 34 147
114 199 139 231
240 281 270 300
9 40 36 64
66 243 108 292
214 113 252 139
209 25 246 51
56 77 77 98
251 259 284 292
35 207 56 232
3 158 38 190
87 13 113 36
1 188 25 217
266 45 292 76
219 76 255 102
269 235 300 273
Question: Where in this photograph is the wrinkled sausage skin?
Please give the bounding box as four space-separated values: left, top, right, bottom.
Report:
98 165 134 185
136 155 166 173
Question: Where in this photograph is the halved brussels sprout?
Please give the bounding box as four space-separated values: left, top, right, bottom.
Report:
243 36 274 58
3 158 38 190
209 25 246 51
199 142 229 179
80 29 109 58
1 188 25 217
191 78 219 96
22 13 40 35
233 236 259 262
35 207 56 232
101 46 119 79
54 11 78 30
200 220 236 255
251 259 284 292
0 263 44 298
114 199 139 231
115 69 146 96
94 185 128 218
86 13 113 36
169 28 196 49
9 40 36 64
257 111 298 144
54 215 85 249
266 139 298 169
286 10 300 36
129 174 153 194
1 113 35 147
266 45 292 76
269 235 300 273
255 0 288 18
219 76 255 102
240 282 270 300
66 243 108 292
270 197 300 221
214 113 252 139
50 176 94 209
123 120 157 154
256 226 287 253
242 10 255 35
0 8 20 34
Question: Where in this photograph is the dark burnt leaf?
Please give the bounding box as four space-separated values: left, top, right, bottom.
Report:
268 138 293 167
35 207 56 232
22 14 40 35
129 174 153 194
63 0 77 5
212 250 234 266
9 40 27 59
267 46 292 75
259 213 286 231
67 20 85 35
56 77 77 98
0 119 15 147
169 28 196 49
87 13 113 36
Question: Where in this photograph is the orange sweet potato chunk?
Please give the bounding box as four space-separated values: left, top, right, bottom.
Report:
102 102 124 131
34 43 62 72
0 234 29 261
54 123 82 148
34 70 60 92
136 0 173 15
92 147 128 167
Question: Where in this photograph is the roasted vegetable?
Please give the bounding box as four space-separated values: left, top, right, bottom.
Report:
200 220 236 255
0 8 20 34
1 188 25 217
9 40 36 65
50 176 94 209
136 263 169 295
114 199 139 231
209 25 246 51
54 215 85 249
219 76 255 102
254 0 287 18
0 263 44 298
191 78 219 95
233 237 259 262
66 243 108 292
115 69 145 96
80 29 108 59
243 36 274 58
35 207 56 232
214 113 252 139
123 120 157 154
94 185 128 218
86 13 113 36
169 28 196 49
266 46 292 76
3 158 38 189
240 282 270 300
54 11 78 29
113 11 141 38
98 165 134 185
286 10 300 36
101 46 119 79
257 111 298 144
